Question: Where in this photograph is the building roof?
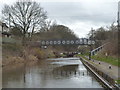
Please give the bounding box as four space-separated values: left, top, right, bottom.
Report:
2 32 11 36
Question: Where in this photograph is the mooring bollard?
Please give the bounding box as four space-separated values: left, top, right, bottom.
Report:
99 61 101 64
109 65 112 69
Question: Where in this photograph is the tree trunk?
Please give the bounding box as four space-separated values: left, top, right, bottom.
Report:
30 26 35 41
22 30 26 46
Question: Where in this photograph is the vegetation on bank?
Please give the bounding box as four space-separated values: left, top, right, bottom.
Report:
116 79 120 84
77 53 119 67
91 55 120 67
2 43 54 67
2 24 79 67
77 23 119 67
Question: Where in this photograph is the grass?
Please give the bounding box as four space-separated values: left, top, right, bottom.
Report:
116 80 120 84
60 54 66 57
91 55 120 67
76 54 89 60
76 53 120 67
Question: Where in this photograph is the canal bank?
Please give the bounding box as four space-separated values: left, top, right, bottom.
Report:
80 56 119 89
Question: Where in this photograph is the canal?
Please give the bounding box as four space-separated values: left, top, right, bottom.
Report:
3 57 103 88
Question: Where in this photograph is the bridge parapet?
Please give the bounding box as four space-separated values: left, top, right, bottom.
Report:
90 43 109 56
39 38 95 46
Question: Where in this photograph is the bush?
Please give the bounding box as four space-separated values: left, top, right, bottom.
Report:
28 54 38 61
2 43 23 57
32 48 46 59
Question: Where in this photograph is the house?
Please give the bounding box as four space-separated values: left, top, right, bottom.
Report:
0 21 11 37
0 21 2 34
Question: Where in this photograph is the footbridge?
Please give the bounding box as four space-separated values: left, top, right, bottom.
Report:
37 38 95 46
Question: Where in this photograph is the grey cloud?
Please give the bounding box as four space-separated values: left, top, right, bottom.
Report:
41 2 117 24
0 0 118 37
40 1 118 37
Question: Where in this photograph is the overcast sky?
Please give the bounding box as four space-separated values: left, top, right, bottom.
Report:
0 0 119 38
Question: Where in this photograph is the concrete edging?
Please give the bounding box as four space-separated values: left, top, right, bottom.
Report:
80 57 115 89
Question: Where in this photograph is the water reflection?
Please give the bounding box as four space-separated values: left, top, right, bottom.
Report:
3 57 103 88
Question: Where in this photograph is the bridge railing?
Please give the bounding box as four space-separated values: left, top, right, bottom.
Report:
39 38 95 46
90 43 109 56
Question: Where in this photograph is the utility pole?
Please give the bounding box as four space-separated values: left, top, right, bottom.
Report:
118 1 120 59
118 2 120 31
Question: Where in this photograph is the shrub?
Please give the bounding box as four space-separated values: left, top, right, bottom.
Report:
32 48 46 59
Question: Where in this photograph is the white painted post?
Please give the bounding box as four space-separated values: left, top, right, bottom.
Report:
109 65 112 69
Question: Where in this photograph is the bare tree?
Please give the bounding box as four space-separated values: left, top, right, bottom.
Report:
2 1 47 45
40 20 52 32
39 20 57 32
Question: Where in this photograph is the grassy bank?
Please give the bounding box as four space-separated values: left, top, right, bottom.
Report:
77 53 119 67
91 55 120 67
116 80 120 84
76 54 89 60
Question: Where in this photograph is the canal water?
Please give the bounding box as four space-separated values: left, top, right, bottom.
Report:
3 57 103 88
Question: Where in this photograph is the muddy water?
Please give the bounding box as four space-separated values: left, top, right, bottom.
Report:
3 57 103 88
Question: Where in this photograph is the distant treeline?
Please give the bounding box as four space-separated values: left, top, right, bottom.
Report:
88 23 118 57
